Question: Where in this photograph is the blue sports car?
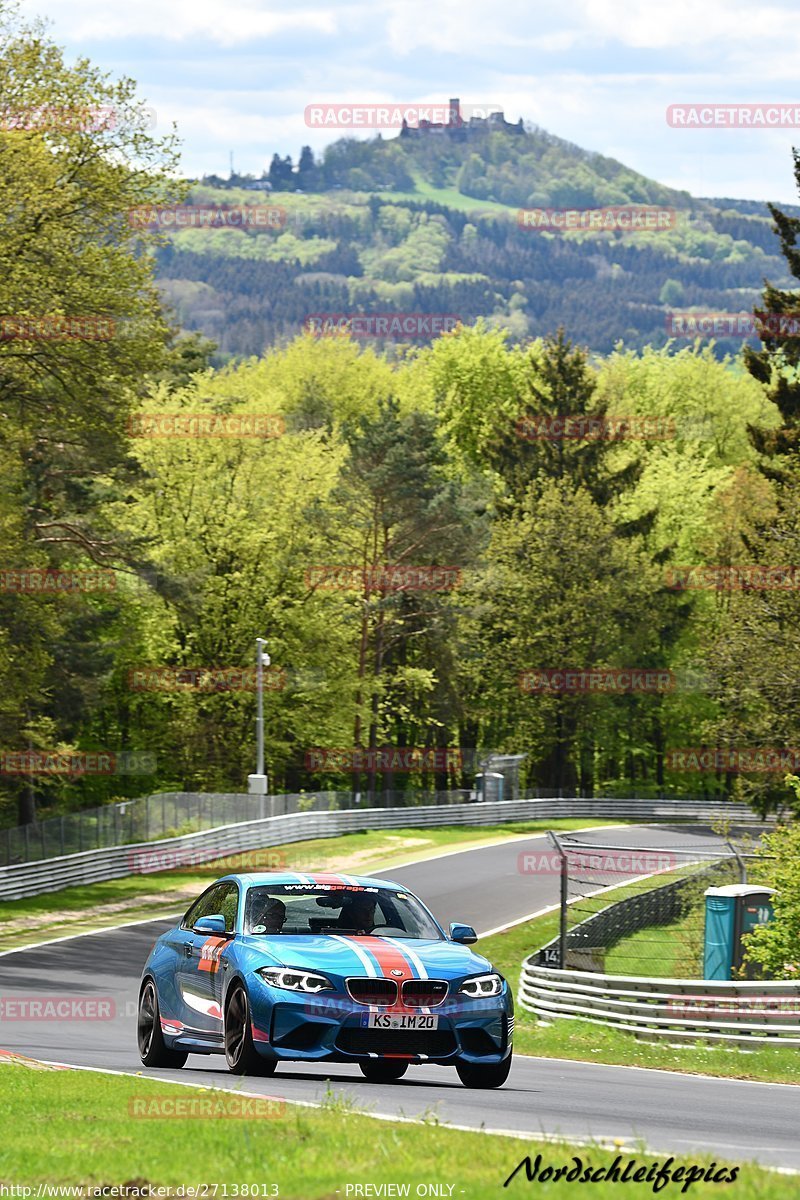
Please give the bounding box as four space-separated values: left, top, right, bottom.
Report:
137 871 514 1088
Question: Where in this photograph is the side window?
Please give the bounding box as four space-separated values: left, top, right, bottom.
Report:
182 883 226 931
216 883 240 934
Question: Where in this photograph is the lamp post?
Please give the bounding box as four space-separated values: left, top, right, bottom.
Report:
247 637 270 801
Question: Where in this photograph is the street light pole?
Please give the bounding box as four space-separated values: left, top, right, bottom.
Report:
248 636 270 800
256 636 266 778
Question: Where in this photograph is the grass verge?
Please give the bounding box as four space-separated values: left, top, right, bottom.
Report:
477 915 800 1085
604 908 703 978
0 1060 779 1197
0 818 621 952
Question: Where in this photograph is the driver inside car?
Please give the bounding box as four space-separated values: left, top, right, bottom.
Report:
252 896 286 934
336 893 377 934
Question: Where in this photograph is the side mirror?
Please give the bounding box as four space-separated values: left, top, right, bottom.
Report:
194 914 227 935
449 922 478 944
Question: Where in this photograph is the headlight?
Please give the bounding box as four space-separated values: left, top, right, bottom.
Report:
257 967 334 993
458 972 503 998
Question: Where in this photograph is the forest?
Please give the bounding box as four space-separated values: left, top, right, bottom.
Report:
4 12 800 830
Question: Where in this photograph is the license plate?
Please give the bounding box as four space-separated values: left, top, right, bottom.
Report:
361 1013 439 1030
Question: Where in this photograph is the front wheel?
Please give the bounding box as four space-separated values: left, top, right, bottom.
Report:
359 1060 409 1083
224 984 276 1076
455 1053 512 1089
137 979 188 1069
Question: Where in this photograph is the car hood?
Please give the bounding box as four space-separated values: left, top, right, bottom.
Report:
239 933 492 980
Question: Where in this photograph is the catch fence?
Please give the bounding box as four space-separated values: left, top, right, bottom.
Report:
534 833 758 976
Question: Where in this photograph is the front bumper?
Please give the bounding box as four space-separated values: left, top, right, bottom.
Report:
248 980 513 1065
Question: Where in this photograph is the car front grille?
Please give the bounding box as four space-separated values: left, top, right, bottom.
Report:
401 980 448 1007
336 1027 457 1058
346 978 398 1006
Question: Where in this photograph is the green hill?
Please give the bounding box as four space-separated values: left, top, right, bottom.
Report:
154 124 791 360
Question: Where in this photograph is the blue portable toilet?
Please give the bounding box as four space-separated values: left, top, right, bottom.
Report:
703 884 776 980
474 771 504 803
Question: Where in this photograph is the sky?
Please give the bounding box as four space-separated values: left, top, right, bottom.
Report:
16 0 800 204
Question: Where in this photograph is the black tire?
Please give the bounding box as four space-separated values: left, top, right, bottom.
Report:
137 979 188 1069
454 1053 512 1089
224 983 276 1076
358 1060 409 1083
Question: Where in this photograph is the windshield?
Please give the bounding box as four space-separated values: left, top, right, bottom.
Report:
244 883 443 939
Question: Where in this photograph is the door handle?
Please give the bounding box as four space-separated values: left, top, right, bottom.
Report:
183 941 193 957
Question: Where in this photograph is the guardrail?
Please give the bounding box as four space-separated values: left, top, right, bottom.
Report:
0 794 771 900
518 962 800 1047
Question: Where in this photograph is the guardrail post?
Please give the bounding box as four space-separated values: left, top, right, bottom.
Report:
549 831 568 969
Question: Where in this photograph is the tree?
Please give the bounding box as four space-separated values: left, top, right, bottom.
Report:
317 397 483 800
297 145 316 187
659 279 684 306
744 149 800 473
744 785 800 979
0 7 183 822
463 481 660 793
267 153 294 190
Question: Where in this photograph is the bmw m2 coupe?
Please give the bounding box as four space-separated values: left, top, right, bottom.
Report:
137 872 513 1088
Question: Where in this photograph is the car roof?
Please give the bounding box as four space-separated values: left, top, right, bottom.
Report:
216 871 406 890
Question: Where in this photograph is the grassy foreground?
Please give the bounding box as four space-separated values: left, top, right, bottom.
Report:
477 916 800 1085
0 818 620 951
604 908 703 978
0 1061 779 1198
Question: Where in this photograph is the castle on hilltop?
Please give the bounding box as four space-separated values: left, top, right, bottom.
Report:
399 98 524 139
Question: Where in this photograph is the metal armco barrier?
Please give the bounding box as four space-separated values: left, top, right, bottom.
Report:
0 794 771 900
518 962 800 1047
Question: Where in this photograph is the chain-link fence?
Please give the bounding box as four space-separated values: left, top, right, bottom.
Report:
0 787 494 867
534 832 761 978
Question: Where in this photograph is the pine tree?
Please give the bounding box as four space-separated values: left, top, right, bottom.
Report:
744 151 800 477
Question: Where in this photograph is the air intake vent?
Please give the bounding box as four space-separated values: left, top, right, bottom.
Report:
346 978 398 1006
401 980 448 1007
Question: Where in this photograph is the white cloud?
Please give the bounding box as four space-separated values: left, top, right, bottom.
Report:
21 0 338 46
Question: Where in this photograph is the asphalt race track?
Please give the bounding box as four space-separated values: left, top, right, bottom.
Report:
2 824 799 1169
